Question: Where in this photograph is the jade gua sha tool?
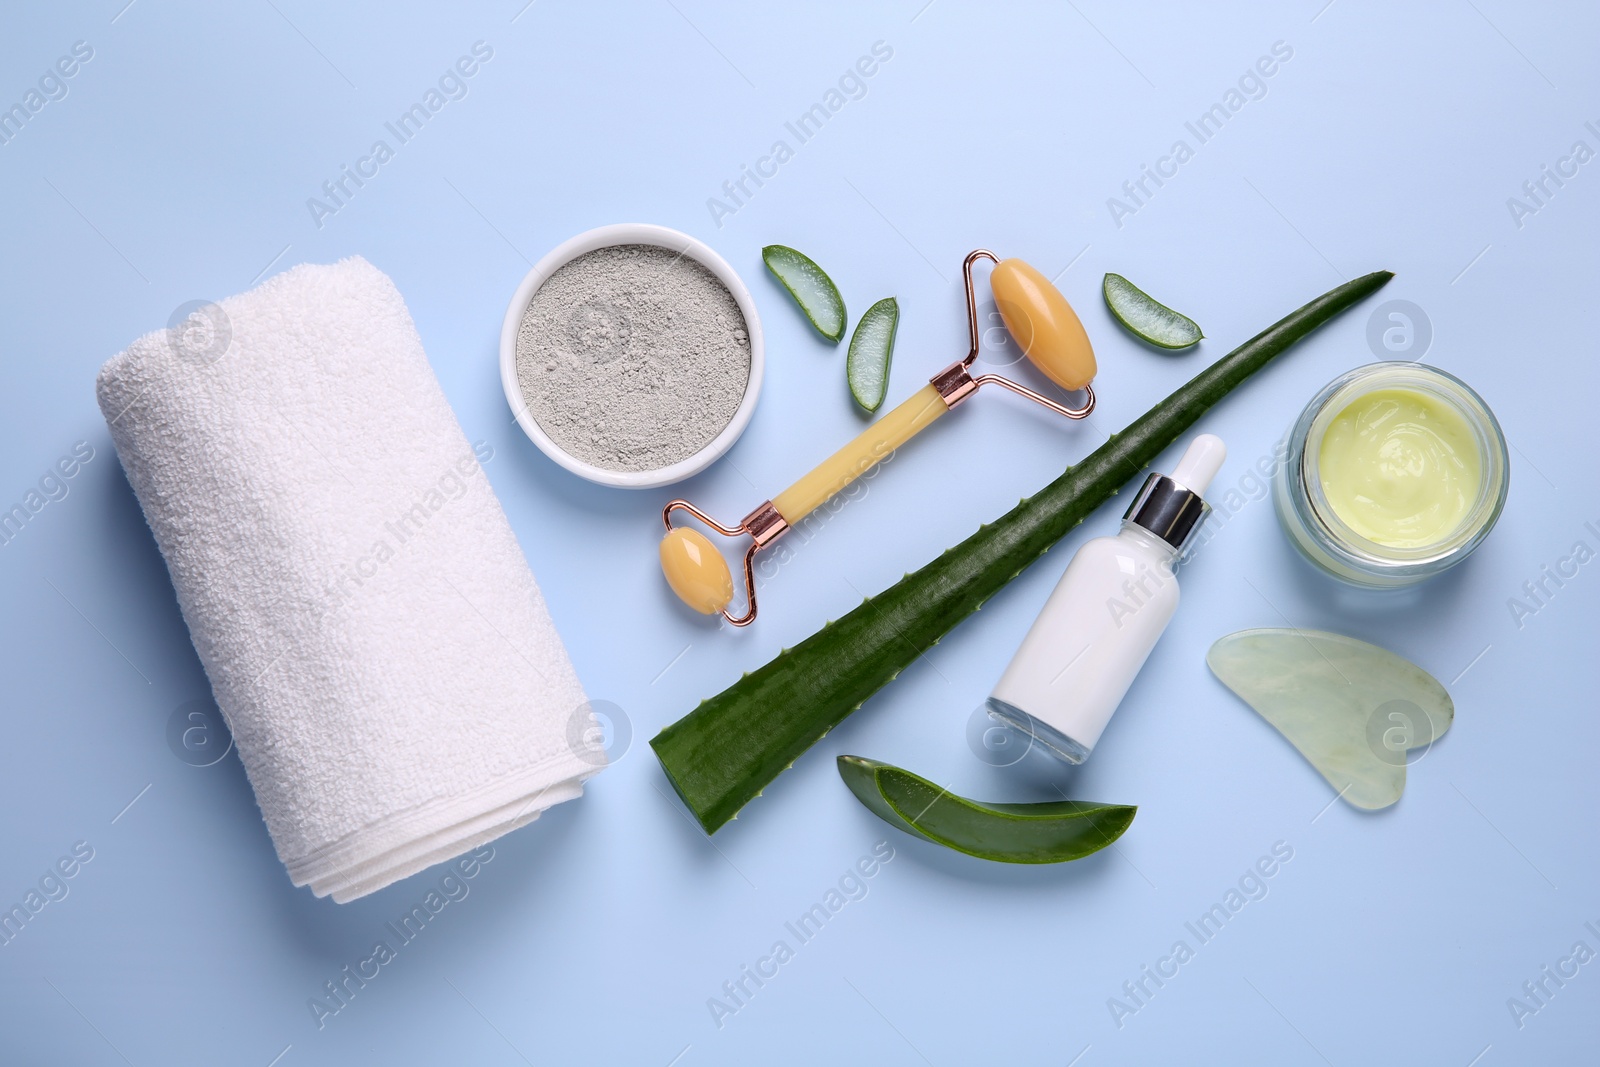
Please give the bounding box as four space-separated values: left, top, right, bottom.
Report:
1206 629 1454 810
659 250 1099 625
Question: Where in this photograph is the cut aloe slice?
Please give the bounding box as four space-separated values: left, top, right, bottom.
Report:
845 297 898 412
837 755 1136 864
1206 628 1454 810
762 245 846 343
1103 272 1203 349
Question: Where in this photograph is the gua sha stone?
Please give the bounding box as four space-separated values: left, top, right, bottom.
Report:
1206 629 1453 810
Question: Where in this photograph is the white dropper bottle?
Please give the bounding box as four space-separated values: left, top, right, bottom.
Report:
987 434 1226 764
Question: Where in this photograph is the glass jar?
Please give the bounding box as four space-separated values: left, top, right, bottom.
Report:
1273 362 1508 588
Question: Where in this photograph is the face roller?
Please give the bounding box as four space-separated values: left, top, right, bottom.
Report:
660 249 1100 626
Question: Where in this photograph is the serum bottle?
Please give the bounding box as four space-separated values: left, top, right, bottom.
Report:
987 434 1226 764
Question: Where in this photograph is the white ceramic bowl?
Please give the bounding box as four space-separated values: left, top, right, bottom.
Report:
499 223 764 489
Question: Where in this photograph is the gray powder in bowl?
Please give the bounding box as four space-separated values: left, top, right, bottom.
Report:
515 244 751 473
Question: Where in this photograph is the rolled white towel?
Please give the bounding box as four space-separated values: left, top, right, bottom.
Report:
96 257 602 903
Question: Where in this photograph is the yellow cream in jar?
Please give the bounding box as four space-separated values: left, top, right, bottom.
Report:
1317 387 1481 548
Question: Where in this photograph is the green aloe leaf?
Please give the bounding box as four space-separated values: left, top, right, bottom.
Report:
838 755 1136 864
653 271 1394 834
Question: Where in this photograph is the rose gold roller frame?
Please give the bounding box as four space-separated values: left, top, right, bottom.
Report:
663 249 1096 626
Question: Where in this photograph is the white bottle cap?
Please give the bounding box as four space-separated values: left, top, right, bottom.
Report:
1123 433 1227 551
1171 433 1226 496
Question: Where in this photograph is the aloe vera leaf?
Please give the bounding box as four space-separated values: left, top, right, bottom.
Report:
838 756 1136 863
653 271 1393 833
846 297 899 411
1103 272 1203 350
762 245 847 343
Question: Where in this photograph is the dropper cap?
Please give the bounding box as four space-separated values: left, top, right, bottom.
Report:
1123 434 1226 551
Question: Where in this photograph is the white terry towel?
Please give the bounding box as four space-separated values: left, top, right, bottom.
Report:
96 257 603 903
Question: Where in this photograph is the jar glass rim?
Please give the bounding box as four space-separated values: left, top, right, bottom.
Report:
1291 362 1508 569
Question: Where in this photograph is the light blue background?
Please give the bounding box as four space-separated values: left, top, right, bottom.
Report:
2 1 1596 1064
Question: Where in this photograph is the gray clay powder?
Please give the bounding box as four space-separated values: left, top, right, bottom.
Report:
516 244 751 473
